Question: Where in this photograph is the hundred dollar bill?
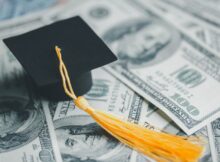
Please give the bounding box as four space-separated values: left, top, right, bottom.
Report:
0 97 63 162
47 68 170 162
0 18 46 39
0 1 96 39
0 0 58 20
207 118 220 162
0 43 62 162
0 0 70 29
154 0 220 28
141 0 220 54
51 0 220 134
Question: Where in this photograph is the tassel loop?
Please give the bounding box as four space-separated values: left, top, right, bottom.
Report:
55 46 77 100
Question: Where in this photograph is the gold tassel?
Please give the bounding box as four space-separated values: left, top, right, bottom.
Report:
55 46 204 162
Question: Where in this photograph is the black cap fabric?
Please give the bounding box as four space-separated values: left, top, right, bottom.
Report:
3 16 117 100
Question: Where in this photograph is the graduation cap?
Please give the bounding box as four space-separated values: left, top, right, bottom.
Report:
3 16 204 161
3 16 117 100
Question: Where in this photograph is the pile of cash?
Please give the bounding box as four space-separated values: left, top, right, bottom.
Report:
0 0 220 161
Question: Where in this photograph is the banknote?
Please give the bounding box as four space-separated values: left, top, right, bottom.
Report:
129 4 220 159
0 0 73 32
0 0 57 20
155 0 220 28
0 42 62 162
0 97 62 162
47 68 171 162
0 18 46 40
50 0 220 135
143 0 220 54
207 118 220 162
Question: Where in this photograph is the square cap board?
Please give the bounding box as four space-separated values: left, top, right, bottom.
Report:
3 16 117 100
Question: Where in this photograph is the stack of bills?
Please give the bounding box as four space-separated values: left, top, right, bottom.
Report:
1 0 220 161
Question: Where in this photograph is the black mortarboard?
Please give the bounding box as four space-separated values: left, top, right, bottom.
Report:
3 16 117 101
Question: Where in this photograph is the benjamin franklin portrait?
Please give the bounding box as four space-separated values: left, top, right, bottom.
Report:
0 96 44 152
103 16 181 68
55 115 132 162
